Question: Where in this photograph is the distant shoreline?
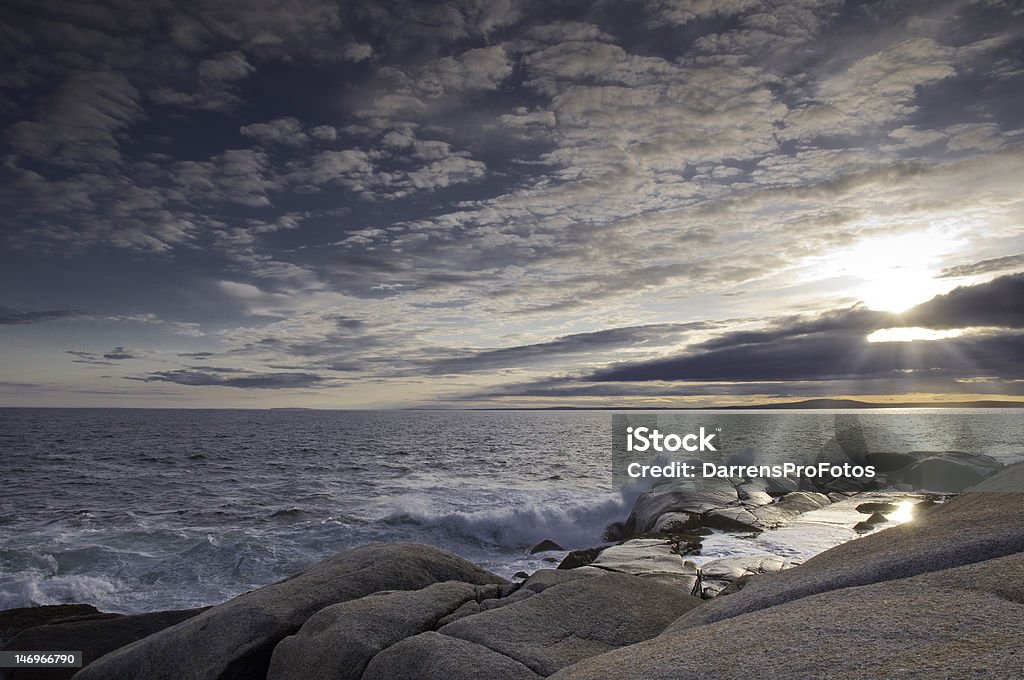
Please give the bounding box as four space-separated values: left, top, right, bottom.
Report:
465 398 1024 411
2 398 1023 410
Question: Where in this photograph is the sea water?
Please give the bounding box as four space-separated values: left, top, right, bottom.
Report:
1 408 1020 613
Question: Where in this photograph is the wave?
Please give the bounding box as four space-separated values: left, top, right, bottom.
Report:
0 574 118 610
382 491 642 550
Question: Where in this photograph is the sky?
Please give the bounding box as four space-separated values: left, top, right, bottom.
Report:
1 0 1023 408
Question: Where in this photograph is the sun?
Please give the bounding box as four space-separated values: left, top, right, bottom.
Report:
822 230 961 312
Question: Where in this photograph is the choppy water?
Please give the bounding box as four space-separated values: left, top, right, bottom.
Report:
1 408 1020 613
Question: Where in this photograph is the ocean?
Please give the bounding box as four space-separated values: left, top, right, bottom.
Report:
1 408 1021 614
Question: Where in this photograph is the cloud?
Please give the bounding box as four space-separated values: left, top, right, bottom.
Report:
102 346 140 360
426 322 714 374
586 275 1024 385
240 117 310 147
939 255 1024 278
0 306 80 324
903 273 1024 329
7 70 142 166
134 369 330 389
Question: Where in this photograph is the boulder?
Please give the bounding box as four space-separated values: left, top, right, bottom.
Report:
853 511 889 533
3 608 205 680
588 540 699 594
905 452 1003 492
623 479 737 537
650 512 700 533
361 631 542 680
438 571 702 677
73 543 505 680
528 540 564 554
556 546 607 570
0 605 103 648
266 581 491 680
703 506 759 532
856 502 899 514
550 551 1024 679
699 555 787 598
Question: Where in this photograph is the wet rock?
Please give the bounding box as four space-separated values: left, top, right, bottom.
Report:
853 511 889 533
513 571 530 579
623 479 738 537
528 540 564 554
651 512 700 534
700 555 787 598
557 546 608 570
703 507 760 532
748 491 831 529
856 502 899 514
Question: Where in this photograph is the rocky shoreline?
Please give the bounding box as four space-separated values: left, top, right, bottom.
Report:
2 455 1022 679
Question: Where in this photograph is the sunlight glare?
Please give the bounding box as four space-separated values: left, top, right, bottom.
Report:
823 231 960 312
866 327 966 343
886 500 916 523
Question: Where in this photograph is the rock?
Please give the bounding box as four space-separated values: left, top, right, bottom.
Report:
905 452 1003 492
699 555 787 598
2 608 205 680
762 476 799 494
650 511 699 533
865 451 920 475
74 543 506 680
588 540 699 594
664 462 1024 633
0 605 103 649
703 507 760 532
557 546 607 570
513 571 530 579
362 631 543 680
623 479 738 537
853 510 890 532
550 551 1024 680
438 571 702 676
266 581 487 680
518 569 605 595
736 485 773 507
705 491 831 531
528 540 564 554
856 502 899 514
748 491 831 529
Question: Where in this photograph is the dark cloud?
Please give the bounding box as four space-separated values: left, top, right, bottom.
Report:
102 346 140 360
903 273 1024 329
133 369 330 389
939 255 1024 278
66 351 116 366
0 306 80 324
587 275 1024 385
427 322 714 374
